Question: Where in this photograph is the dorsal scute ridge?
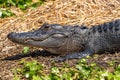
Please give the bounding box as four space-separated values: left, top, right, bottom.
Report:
90 19 120 33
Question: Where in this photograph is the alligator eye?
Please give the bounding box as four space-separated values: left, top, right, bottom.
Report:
44 25 51 29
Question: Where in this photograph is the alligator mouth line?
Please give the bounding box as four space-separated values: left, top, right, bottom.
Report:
24 33 67 42
24 34 51 42
24 39 66 48
24 37 48 43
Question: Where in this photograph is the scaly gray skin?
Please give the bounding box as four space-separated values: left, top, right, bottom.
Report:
7 19 120 62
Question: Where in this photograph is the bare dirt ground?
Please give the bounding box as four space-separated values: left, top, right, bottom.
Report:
0 0 120 80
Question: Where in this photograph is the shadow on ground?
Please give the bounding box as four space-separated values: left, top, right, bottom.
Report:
2 50 58 61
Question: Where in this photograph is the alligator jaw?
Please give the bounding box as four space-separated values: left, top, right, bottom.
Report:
7 32 66 48
7 32 48 45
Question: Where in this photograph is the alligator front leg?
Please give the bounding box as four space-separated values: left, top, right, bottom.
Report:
52 49 94 62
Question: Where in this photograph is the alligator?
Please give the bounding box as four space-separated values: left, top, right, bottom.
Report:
7 19 120 62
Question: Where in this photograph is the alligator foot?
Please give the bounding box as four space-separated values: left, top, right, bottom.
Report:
52 49 94 62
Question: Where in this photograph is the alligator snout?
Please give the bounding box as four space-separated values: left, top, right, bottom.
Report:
7 32 16 41
7 32 24 43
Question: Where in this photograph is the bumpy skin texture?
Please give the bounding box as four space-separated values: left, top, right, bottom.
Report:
7 19 120 62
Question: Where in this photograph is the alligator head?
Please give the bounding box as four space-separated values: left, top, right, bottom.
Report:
7 23 74 54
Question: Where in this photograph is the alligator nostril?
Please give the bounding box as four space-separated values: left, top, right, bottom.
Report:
7 32 15 40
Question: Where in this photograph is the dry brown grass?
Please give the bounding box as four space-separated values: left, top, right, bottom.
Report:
1 0 120 29
0 0 120 79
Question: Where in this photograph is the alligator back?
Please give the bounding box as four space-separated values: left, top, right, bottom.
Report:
88 19 120 54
